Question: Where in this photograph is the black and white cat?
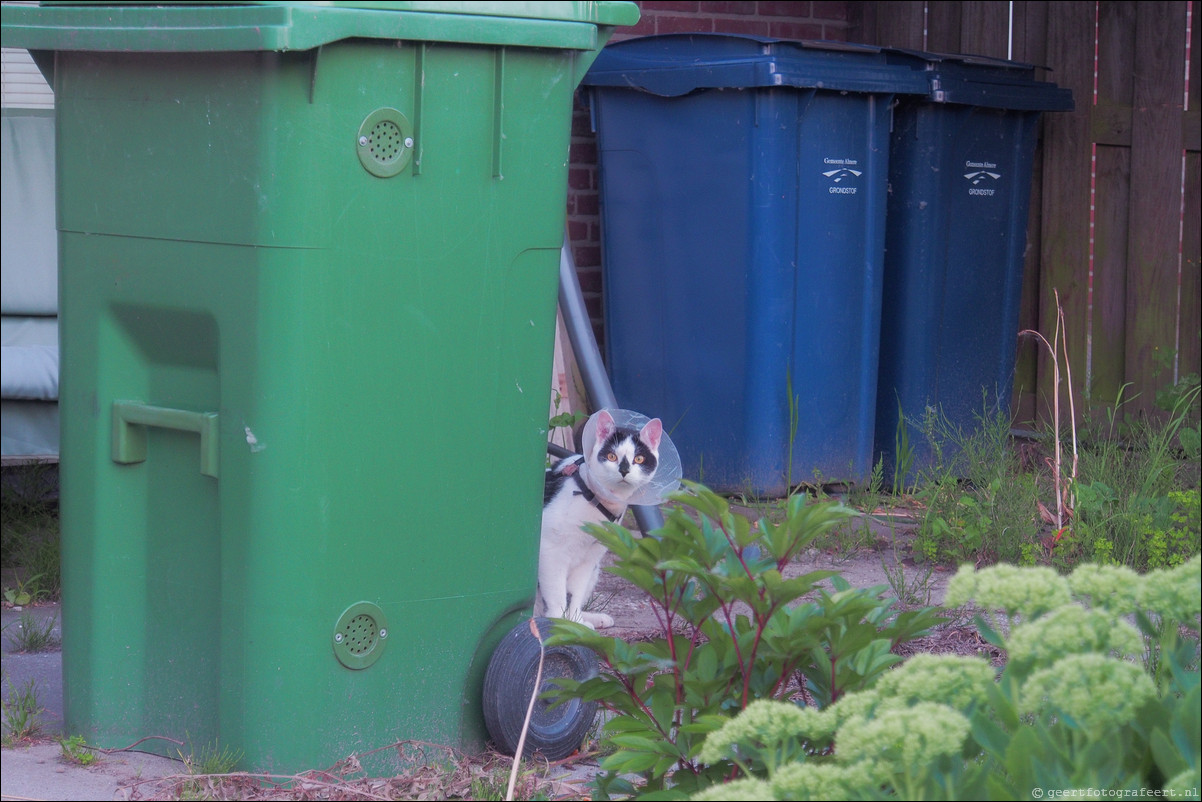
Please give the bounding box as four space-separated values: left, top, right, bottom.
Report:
537 409 663 629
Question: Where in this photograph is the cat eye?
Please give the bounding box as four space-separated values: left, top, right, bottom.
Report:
606 453 618 462
634 455 645 464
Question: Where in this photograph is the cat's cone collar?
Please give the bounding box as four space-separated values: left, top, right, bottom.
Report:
580 408 683 506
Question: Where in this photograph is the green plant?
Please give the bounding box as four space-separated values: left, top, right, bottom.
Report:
1070 382 1202 571
891 398 916 495
4 611 59 653
2 674 43 744
59 734 98 765
3 572 44 607
1 465 61 603
692 558 1201 801
546 482 944 798
912 402 1041 566
181 740 244 776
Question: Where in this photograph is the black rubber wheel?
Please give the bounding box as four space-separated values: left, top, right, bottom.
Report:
482 617 599 760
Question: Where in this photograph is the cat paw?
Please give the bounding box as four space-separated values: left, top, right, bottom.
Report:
580 611 614 629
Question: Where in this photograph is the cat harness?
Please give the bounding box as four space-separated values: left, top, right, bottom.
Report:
560 457 621 523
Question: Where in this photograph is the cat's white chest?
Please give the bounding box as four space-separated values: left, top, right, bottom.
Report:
540 490 616 561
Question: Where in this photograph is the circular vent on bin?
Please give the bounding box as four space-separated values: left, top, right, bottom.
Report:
332 602 389 670
357 108 413 178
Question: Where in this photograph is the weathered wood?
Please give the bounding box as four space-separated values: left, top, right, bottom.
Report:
855 1 1194 426
1123 0 1187 417
1090 2 1137 410
1181 4 1202 386
926 0 965 52
1092 102 1134 147
1182 148 1201 386
959 0 1014 57
858 0 927 48
1038 1 1096 420
1013 0 1053 423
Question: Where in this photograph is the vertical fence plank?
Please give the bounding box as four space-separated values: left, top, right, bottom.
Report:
863 0 928 48
1178 1 1201 389
852 1 1193 427
959 0 1014 57
1014 0 1053 424
1090 1 1137 410
1038 1 1096 423
1124 1 1188 417
926 0 965 52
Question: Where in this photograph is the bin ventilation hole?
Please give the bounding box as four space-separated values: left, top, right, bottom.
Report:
332 601 388 669
368 120 404 164
342 614 377 655
356 108 413 178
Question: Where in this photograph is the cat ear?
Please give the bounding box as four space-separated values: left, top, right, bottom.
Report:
594 409 616 442
640 418 663 452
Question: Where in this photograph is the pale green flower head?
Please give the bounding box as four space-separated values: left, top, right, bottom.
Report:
1021 653 1156 736
691 777 773 801
1007 604 1143 668
1067 563 1144 614
944 563 1071 619
771 761 882 801
1164 767 1200 796
1139 555 1201 625
697 700 824 764
836 702 971 772
819 686 883 734
873 653 996 713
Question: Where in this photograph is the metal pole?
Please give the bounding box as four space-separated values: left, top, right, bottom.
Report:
555 234 665 535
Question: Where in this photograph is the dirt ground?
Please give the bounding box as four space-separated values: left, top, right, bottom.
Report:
582 500 1005 664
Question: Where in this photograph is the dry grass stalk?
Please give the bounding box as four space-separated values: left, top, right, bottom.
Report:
1020 288 1080 534
506 617 546 801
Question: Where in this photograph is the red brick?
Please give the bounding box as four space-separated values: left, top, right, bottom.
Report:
567 219 591 242
573 245 602 268
758 1 812 17
614 16 656 39
568 167 592 190
571 105 593 136
574 193 599 216
768 20 824 39
811 1 847 21
656 14 715 33
699 1 757 13
569 140 598 165
641 1 701 11
819 25 848 41
576 267 604 293
713 17 772 35
584 293 605 321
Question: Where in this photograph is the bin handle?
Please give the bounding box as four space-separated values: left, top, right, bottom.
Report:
112 401 220 479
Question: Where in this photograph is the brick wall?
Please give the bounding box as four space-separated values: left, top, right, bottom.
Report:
566 1 854 352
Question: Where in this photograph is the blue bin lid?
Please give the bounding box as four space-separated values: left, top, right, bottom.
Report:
887 49 1074 111
581 33 931 96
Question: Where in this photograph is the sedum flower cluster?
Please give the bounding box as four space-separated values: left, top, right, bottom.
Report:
1020 652 1156 736
691 557 1201 801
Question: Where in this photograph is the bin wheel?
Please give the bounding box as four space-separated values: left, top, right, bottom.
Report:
482 617 598 760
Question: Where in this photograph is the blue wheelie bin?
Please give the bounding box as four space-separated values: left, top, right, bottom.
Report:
582 34 928 495
874 51 1073 483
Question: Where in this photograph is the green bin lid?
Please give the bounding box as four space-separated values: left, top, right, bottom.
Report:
1 1 640 53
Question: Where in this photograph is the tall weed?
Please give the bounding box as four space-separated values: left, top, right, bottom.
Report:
547 482 943 798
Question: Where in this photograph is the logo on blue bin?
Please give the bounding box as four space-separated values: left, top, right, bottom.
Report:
823 157 862 195
964 160 1002 196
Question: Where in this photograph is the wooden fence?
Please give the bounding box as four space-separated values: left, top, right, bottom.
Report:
856 0 1200 423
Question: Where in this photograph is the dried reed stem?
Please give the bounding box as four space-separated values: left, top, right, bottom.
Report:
506 618 545 802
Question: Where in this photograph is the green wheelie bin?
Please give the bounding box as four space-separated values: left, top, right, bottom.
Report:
1 0 637 774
